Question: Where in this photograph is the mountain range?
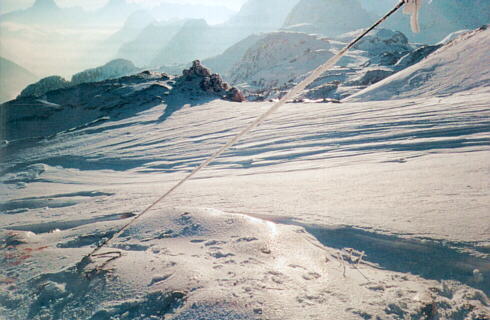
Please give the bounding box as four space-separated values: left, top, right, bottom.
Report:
110 0 301 68
2 0 490 100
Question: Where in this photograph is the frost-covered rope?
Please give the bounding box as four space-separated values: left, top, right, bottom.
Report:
77 0 407 273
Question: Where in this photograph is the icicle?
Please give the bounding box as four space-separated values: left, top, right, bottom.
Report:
403 0 422 33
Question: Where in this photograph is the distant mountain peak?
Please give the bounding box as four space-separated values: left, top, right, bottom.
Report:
32 0 59 10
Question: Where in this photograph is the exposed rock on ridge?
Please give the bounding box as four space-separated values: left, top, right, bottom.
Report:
183 60 245 102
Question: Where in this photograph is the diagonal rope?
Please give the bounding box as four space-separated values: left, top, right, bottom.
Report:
77 0 407 272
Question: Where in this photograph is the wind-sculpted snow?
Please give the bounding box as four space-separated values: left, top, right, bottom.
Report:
348 26 490 101
2 85 489 178
1 86 489 318
1 89 489 240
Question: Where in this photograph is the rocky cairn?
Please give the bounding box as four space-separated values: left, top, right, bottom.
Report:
182 60 245 102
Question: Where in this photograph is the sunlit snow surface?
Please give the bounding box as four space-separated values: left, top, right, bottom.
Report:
1 82 489 318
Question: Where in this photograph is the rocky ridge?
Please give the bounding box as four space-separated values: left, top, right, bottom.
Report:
2 61 244 141
19 76 71 99
18 59 140 99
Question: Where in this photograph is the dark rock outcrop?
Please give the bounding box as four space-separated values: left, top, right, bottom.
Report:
395 44 442 70
182 60 245 102
183 60 212 79
227 87 246 103
349 68 394 86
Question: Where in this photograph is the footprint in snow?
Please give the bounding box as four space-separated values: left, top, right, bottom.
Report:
235 237 259 243
204 240 227 246
149 274 172 286
302 272 322 280
209 251 235 259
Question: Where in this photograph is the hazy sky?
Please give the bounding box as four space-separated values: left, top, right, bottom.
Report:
0 0 247 14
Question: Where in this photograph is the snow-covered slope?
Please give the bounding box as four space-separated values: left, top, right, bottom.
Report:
0 57 38 103
348 26 490 101
1 81 489 319
202 34 267 77
229 32 334 88
226 29 429 100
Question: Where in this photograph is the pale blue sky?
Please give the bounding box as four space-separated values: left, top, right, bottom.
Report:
0 0 247 14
